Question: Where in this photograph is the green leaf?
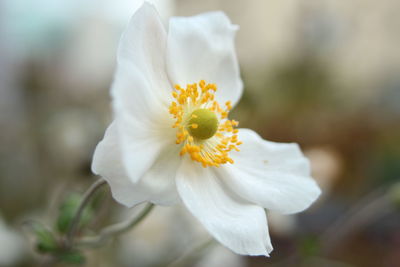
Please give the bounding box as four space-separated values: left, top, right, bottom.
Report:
30 222 58 253
56 193 94 233
389 182 400 209
57 250 86 265
299 235 320 258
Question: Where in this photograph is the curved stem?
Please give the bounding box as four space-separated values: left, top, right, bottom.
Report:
77 203 154 248
321 192 392 254
166 238 215 267
65 179 107 247
270 187 394 267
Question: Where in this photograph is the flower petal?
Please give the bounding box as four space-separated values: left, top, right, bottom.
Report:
92 123 180 207
218 129 321 214
176 159 272 256
167 11 243 107
115 2 172 118
112 2 175 182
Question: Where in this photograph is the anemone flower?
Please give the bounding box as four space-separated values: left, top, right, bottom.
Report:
92 2 321 256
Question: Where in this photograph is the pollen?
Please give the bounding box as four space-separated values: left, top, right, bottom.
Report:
168 80 241 167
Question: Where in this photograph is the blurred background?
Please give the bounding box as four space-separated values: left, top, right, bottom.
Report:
0 0 399 266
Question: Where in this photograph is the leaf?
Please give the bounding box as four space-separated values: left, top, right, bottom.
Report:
30 222 58 253
57 250 86 265
56 193 94 233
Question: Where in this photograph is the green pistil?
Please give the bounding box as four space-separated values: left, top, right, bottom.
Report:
188 109 219 140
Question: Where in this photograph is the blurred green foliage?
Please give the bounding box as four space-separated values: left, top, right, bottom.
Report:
56 193 94 234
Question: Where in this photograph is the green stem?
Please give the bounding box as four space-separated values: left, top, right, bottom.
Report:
166 239 215 267
65 179 107 247
77 203 154 248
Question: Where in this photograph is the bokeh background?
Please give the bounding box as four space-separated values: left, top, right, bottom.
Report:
1 0 399 266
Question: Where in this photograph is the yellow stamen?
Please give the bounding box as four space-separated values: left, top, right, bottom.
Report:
168 80 241 167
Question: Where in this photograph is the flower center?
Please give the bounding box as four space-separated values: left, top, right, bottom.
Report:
188 109 218 140
169 80 242 167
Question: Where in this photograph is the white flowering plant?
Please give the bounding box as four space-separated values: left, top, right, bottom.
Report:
27 2 321 264
92 2 321 256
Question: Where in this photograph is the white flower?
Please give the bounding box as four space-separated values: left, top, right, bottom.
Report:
0 216 27 266
92 2 321 256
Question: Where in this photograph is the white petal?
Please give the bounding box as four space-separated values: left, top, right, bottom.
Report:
167 11 243 107
92 123 180 207
219 129 321 214
117 2 171 102
176 159 272 256
112 2 175 182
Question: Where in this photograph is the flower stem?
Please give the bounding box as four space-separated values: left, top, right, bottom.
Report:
321 189 392 254
269 187 394 267
166 238 215 267
65 178 107 247
77 203 154 248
